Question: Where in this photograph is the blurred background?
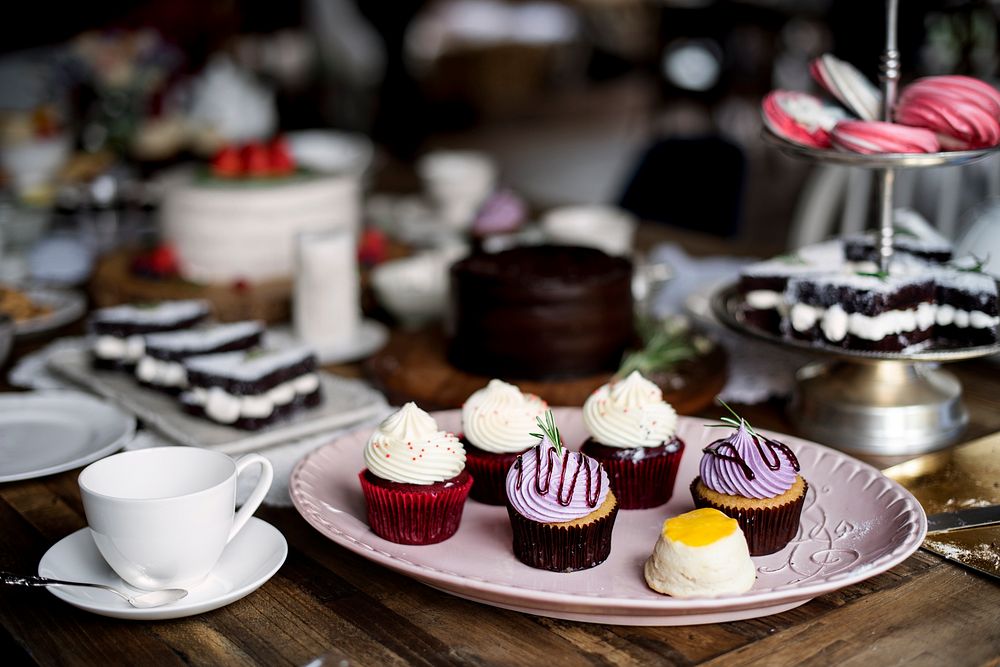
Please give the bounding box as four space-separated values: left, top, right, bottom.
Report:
0 0 997 289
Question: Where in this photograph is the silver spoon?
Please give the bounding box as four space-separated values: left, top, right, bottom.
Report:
1 571 188 608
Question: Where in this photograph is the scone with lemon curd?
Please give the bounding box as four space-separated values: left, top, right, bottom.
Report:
359 402 472 545
581 371 685 509
644 508 756 597
461 379 548 505
506 411 619 572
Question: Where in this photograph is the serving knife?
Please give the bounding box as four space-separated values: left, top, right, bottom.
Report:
926 505 1000 534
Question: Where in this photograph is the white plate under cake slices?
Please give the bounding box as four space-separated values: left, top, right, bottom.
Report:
46 346 384 454
290 408 926 626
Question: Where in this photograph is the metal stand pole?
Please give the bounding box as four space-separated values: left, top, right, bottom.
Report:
877 0 900 274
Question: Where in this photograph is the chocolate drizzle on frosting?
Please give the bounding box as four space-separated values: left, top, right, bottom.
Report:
513 446 603 509
703 433 800 481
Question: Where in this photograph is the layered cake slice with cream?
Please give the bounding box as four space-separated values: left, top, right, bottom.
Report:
931 267 999 346
738 242 842 334
180 346 322 430
90 300 211 370
843 233 952 270
784 272 936 351
136 321 264 392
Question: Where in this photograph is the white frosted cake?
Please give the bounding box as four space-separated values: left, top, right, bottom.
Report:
161 173 359 284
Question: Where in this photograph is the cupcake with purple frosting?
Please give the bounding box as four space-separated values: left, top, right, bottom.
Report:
506 410 619 572
689 403 807 556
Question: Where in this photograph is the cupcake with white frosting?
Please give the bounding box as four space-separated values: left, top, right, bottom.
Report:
461 379 547 505
358 402 472 545
581 370 685 509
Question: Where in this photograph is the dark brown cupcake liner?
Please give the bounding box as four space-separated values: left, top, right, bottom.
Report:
690 477 807 556
584 440 685 509
464 449 520 505
505 499 619 572
359 470 473 545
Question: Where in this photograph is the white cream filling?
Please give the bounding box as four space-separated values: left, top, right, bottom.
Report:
187 373 320 423
94 335 145 362
789 301 973 342
744 290 783 310
935 305 999 329
135 356 187 388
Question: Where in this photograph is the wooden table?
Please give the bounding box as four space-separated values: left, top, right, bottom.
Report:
2 229 1000 665
1 359 998 666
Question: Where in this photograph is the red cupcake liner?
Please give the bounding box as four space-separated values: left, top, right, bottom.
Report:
359 470 473 545
506 499 619 572
582 439 685 509
690 477 807 556
464 449 520 505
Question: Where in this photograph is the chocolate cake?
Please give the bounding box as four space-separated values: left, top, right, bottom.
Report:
447 245 634 380
90 300 211 370
784 273 936 351
931 268 999 346
135 321 264 392
179 346 322 430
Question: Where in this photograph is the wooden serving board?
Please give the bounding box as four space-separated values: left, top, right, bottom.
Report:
365 327 727 413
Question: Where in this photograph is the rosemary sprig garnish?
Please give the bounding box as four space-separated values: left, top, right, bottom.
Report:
703 398 758 437
953 254 990 274
619 316 698 376
856 270 889 281
773 253 807 265
530 410 563 455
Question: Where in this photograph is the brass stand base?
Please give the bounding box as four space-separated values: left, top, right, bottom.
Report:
790 361 968 456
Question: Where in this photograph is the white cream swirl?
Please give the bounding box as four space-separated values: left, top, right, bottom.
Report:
364 402 465 484
583 371 678 449
462 379 547 454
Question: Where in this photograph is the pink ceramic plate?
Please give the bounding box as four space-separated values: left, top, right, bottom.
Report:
290 409 926 625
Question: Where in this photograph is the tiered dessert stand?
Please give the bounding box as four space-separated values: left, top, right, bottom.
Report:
713 0 1000 456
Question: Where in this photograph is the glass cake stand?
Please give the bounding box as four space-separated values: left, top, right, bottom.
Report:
711 282 1000 455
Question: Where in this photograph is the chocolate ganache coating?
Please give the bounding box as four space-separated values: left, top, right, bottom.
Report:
447 245 635 380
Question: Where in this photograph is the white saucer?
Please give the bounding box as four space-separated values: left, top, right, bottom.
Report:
38 517 287 620
268 320 389 364
0 392 135 483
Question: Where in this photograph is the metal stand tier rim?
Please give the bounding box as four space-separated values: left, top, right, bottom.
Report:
761 129 1000 169
710 282 1000 364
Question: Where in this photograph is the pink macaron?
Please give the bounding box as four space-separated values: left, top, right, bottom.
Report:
896 76 1000 149
762 90 847 148
831 120 940 154
811 54 882 121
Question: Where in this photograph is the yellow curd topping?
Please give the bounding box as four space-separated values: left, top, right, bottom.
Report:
663 508 738 547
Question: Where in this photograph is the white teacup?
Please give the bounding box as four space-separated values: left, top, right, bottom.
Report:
541 205 637 257
79 447 274 591
417 150 497 229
